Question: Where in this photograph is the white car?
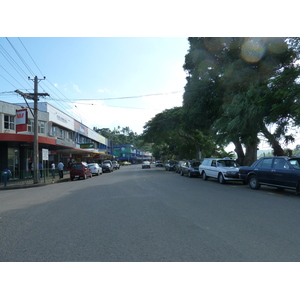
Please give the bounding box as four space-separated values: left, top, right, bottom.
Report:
87 163 103 176
199 157 242 184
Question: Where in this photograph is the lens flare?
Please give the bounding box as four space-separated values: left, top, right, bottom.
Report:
241 39 266 63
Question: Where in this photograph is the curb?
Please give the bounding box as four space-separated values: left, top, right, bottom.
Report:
0 178 70 190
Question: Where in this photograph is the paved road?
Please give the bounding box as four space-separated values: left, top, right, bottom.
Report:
1 164 300 261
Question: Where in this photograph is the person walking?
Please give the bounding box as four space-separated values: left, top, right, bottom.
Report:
58 161 64 179
51 161 56 178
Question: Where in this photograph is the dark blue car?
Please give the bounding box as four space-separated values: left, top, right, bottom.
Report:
239 156 300 192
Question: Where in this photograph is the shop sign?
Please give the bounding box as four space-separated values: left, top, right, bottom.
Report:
80 143 94 149
42 148 49 161
16 109 28 132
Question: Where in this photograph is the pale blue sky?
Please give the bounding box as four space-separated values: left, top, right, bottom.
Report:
0 37 189 133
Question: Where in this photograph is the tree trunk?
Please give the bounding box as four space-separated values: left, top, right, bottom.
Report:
233 141 245 165
260 124 285 156
244 144 257 166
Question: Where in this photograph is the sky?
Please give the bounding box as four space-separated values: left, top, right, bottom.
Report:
0 37 189 134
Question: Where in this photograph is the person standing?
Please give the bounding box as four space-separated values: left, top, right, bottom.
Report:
51 161 56 178
58 161 64 179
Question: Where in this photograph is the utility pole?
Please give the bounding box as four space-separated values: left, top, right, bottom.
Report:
15 76 49 184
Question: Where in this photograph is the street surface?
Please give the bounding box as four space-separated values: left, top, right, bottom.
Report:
1 164 300 262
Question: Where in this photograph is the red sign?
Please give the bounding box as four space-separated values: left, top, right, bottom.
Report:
16 109 28 132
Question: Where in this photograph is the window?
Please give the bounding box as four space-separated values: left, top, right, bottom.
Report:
4 115 14 130
38 121 45 134
28 119 34 132
28 120 45 134
59 128 65 139
257 158 272 169
273 158 288 169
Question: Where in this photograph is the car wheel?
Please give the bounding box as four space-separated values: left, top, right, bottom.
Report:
188 171 192 178
71 177 74 181
249 175 260 190
180 170 184 176
203 172 208 181
218 173 225 184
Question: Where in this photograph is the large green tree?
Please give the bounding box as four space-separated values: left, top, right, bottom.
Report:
142 106 228 160
183 37 300 165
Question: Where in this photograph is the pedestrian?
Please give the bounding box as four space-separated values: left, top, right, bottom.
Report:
51 161 56 178
57 161 64 179
39 161 43 178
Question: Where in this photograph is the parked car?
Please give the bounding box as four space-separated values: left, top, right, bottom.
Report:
199 157 242 184
87 163 103 176
175 160 186 173
165 160 178 171
239 156 300 192
155 161 164 167
101 162 114 173
103 160 113 166
111 161 120 170
70 162 92 180
142 161 151 169
180 160 200 177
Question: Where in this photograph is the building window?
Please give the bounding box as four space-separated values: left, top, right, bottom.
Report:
28 119 34 132
52 126 57 136
28 120 45 134
38 121 45 134
4 115 15 130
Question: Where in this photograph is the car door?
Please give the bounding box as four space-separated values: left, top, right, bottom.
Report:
207 159 218 178
254 158 274 184
272 158 296 188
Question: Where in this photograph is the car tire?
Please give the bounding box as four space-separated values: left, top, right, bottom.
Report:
71 177 74 181
218 173 225 184
203 172 208 181
188 171 192 178
180 170 184 176
249 175 260 190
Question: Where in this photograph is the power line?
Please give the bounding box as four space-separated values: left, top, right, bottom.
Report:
6 37 35 77
51 90 184 102
18 37 44 78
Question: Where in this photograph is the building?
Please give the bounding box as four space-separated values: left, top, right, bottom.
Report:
112 144 152 164
0 100 111 180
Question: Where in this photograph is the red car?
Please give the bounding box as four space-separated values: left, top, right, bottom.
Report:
70 162 92 180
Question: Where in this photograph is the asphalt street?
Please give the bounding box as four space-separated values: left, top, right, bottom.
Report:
1 164 300 262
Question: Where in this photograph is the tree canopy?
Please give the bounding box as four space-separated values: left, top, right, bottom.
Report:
182 37 300 165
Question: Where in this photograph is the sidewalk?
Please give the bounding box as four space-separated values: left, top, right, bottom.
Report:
0 175 70 190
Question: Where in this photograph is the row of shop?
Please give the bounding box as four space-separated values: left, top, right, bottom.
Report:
0 100 152 181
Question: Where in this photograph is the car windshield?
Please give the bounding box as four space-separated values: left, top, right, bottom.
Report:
88 164 96 167
217 160 239 168
288 158 300 169
71 164 82 169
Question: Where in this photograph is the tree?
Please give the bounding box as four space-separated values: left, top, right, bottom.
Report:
142 107 221 160
183 37 300 165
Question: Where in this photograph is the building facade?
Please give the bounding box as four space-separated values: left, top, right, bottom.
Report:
0 100 111 180
112 144 152 163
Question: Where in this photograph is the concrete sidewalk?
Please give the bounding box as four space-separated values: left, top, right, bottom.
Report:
0 176 70 190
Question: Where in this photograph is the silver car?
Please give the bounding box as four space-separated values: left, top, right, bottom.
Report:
87 163 103 176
